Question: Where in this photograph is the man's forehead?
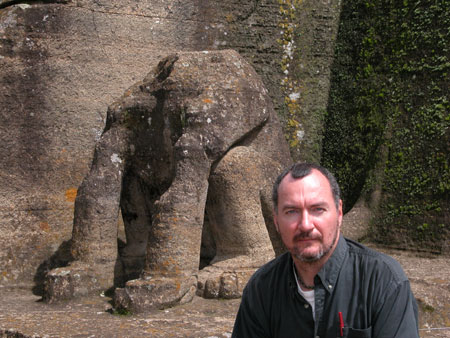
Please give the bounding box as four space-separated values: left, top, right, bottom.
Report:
279 170 333 196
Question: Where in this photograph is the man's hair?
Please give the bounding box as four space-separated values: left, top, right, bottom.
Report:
272 162 341 211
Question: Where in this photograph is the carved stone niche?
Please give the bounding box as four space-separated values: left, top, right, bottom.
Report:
43 49 292 313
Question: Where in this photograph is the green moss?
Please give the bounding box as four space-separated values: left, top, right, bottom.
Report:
323 0 449 251
112 307 132 316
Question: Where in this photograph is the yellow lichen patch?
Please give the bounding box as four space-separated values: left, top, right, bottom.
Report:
225 13 234 23
431 278 448 285
161 257 181 275
51 232 61 241
39 221 50 232
202 98 213 104
145 328 164 334
123 88 134 97
162 257 176 268
65 188 78 202
277 0 304 157
54 148 67 165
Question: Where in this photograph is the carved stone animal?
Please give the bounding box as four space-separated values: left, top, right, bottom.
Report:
44 50 292 312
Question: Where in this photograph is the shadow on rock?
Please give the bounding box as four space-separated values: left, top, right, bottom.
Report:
32 240 74 296
33 238 139 300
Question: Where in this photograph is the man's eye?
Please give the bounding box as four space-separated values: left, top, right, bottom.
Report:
286 209 298 215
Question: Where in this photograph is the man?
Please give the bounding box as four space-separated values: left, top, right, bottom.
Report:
232 163 419 337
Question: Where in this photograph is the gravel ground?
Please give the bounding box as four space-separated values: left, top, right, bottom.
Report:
0 245 448 337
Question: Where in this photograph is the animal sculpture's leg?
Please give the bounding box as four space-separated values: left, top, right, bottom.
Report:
114 134 211 312
44 127 127 302
197 146 284 299
207 146 276 267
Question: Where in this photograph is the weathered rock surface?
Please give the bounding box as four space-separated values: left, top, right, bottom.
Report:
1 244 449 337
43 50 292 311
285 0 342 162
0 0 294 289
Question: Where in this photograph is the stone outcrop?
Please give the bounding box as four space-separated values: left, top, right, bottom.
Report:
0 0 288 289
0 1 343 289
43 50 292 312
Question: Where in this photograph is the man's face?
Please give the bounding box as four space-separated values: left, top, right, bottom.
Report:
273 169 343 263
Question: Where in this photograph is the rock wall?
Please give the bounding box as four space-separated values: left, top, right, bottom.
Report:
0 0 342 287
323 0 449 252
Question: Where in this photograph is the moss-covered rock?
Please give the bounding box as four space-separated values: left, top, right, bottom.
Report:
323 0 449 252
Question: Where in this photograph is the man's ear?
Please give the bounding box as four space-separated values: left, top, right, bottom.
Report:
273 209 280 233
338 199 343 228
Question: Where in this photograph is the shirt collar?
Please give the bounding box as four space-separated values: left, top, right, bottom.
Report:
316 234 348 294
287 235 348 294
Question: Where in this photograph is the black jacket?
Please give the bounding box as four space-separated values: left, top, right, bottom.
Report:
232 236 419 338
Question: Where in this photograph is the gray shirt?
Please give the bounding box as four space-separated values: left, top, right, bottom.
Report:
232 236 419 338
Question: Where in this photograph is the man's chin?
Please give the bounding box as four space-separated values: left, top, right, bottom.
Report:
293 248 323 263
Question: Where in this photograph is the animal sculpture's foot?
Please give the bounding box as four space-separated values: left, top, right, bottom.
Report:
43 261 115 303
196 255 268 299
113 274 197 313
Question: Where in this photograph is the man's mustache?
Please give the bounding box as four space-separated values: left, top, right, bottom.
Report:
293 232 322 241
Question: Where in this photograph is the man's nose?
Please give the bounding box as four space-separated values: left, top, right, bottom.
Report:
298 210 314 232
